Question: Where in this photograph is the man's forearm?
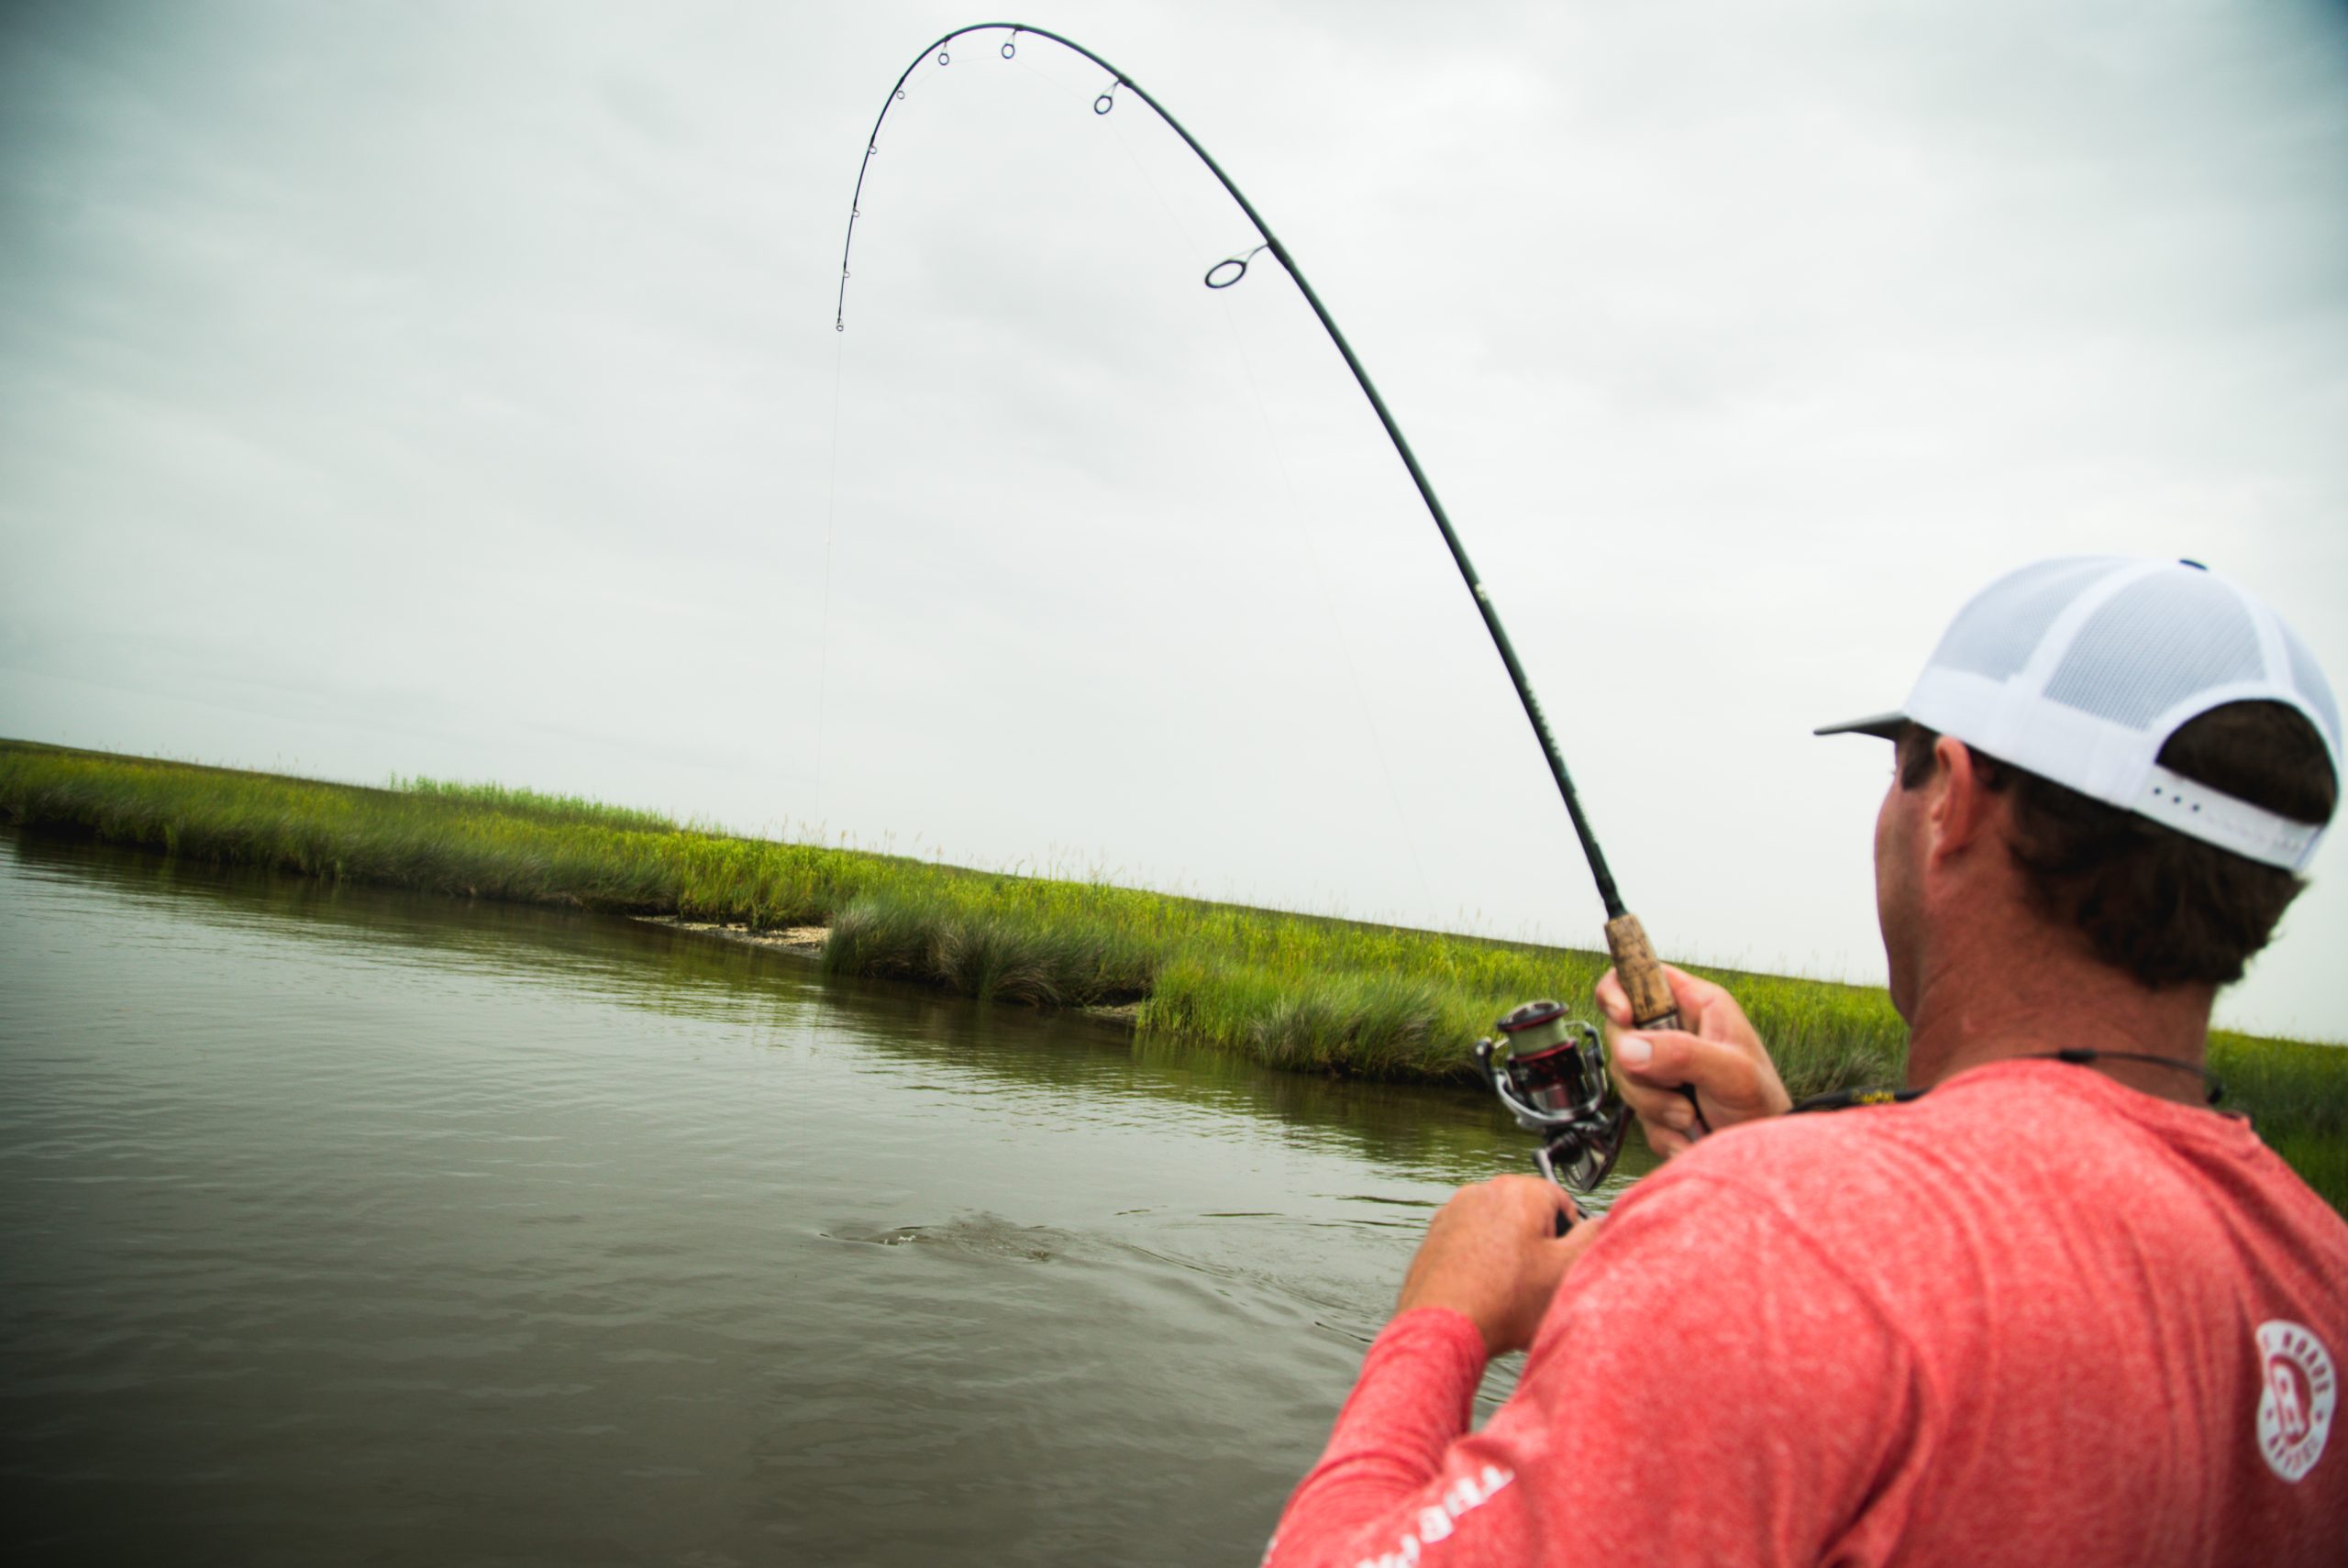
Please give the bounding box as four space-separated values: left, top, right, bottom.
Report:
1263 1309 1503 1568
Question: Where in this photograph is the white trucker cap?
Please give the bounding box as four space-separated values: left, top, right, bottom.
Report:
1817 557 2341 871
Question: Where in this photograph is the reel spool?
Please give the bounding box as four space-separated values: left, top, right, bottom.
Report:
1474 999 1632 1193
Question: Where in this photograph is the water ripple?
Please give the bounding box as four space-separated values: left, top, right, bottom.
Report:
0 829 1623 1565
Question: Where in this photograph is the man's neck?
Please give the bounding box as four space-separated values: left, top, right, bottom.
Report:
1903 928 2216 1107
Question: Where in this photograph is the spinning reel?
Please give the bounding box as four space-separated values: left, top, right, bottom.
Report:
1474 1000 1632 1193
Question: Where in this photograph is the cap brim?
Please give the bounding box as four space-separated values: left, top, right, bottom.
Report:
1812 712 1908 740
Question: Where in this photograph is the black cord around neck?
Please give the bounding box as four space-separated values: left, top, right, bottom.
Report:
1790 1049 2225 1115
2034 1048 2225 1106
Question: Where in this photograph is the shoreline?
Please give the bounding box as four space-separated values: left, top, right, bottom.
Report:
3 737 2338 1208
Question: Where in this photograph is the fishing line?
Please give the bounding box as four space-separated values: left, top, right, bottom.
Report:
815 322 843 831
836 23 1696 1067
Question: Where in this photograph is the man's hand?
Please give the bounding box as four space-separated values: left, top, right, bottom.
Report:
1395 1176 1596 1357
1595 962 1791 1158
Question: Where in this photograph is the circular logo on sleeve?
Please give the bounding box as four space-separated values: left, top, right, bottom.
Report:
2255 1320 2336 1483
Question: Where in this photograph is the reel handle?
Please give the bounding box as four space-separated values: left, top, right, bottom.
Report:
1602 911 1710 1134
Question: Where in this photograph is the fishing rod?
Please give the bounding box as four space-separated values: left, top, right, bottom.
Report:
836 23 1697 1190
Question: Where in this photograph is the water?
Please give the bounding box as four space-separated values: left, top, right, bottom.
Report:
0 829 1648 1565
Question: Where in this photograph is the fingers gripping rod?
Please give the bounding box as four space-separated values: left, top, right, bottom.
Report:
837 22 1683 1035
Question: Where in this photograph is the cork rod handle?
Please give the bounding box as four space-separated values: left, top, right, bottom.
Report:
1603 912 1682 1033
1603 911 1711 1136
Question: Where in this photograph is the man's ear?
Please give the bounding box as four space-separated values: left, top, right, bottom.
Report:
1926 735 1995 865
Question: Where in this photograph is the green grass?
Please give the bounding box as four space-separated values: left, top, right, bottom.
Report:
4 738 2341 1206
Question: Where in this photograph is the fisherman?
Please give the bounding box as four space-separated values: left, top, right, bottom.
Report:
1264 557 2346 1566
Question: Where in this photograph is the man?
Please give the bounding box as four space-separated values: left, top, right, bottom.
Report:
1265 558 2345 1566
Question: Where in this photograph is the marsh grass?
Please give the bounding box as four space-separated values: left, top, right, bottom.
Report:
825 889 1156 1008
2209 1029 2348 1147
5 739 2340 1204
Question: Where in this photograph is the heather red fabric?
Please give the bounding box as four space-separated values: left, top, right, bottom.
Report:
1265 1059 2346 1567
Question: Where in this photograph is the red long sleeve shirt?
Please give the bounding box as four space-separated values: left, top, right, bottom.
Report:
1267 1060 2346 1567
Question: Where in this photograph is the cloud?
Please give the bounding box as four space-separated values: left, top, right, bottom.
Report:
3 0 2344 1035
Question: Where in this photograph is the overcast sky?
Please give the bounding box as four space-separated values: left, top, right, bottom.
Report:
4 1 2344 1041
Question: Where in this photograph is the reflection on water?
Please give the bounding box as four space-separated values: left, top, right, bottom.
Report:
0 828 1648 1566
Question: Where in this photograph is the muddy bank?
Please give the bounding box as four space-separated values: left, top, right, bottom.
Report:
637 914 828 955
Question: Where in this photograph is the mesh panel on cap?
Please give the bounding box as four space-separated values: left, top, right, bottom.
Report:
2044 571 2263 729
2281 622 2342 751
1933 557 2113 682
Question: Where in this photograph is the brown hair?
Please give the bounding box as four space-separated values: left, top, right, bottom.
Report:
1897 701 2338 987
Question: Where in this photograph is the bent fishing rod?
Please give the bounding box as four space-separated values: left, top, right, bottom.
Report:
837 23 1700 1188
